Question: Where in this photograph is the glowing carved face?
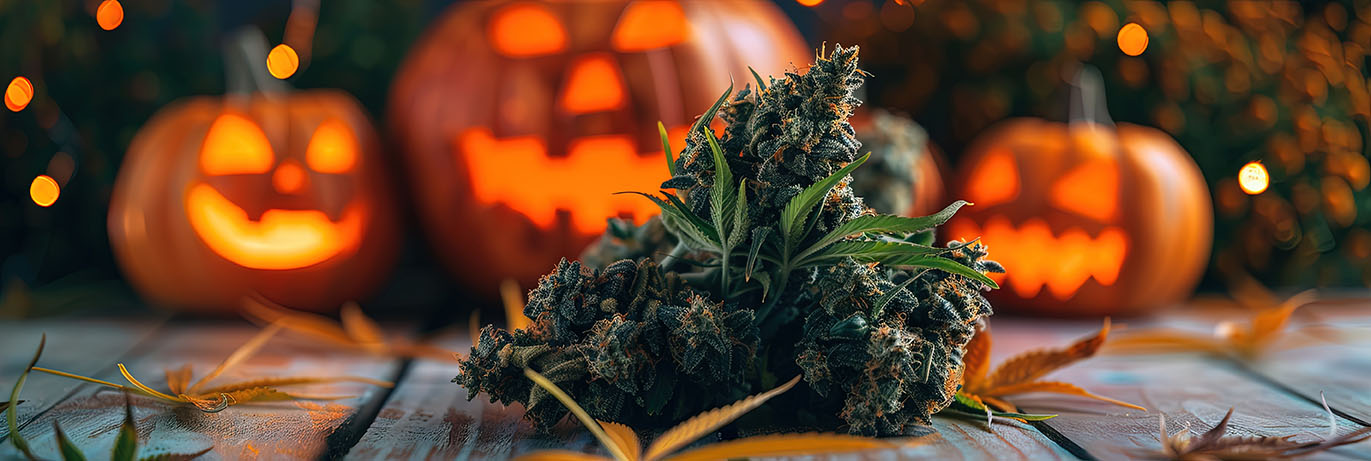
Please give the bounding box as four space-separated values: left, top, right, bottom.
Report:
187 113 366 269
458 0 704 234
949 128 1130 301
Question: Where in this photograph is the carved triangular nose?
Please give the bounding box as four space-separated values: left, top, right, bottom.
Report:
559 53 626 115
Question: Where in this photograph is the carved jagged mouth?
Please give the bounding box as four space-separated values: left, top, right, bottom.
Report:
185 183 365 270
456 127 675 234
950 217 1128 300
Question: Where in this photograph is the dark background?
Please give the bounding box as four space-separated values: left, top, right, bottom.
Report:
1 0 1367 317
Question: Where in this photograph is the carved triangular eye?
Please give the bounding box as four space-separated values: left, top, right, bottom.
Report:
966 148 1019 207
1050 159 1118 221
612 0 689 52
489 3 566 57
306 119 359 173
201 113 273 175
559 54 626 114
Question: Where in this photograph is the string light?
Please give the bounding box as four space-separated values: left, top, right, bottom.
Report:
1117 23 1148 56
30 175 60 207
267 44 300 79
1238 161 1269 195
5 76 33 112
96 0 124 31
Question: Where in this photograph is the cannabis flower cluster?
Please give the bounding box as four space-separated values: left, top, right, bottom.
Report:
457 45 1001 436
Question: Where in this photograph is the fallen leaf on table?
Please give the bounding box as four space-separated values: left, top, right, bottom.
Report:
6 337 210 461
516 369 897 461
1129 408 1371 460
1103 287 1331 361
25 322 390 413
242 295 458 362
945 318 1143 424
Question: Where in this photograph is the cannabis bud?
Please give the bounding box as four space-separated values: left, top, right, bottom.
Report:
796 243 1001 435
455 258 759 428
457 44 1000 436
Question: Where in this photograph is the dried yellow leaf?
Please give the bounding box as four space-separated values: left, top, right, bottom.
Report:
954 318 1142 417
662 433 895 461
642 376 801 461
513 451 610 461
982 381 1144 411
340 301 386 352
165 364 192 395
981 318 1110 389
962 322 992 389
599 420 642 461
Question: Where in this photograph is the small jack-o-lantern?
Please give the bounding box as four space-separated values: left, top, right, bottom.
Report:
948 68 1212 316
390 0 807 296
109 31 399 313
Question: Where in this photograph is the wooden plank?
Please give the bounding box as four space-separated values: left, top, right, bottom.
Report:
1247 303 1371 426
346 332 1074 460
1 321 403 460
344 332 599 460
0 316 168 440
987 318 1371 460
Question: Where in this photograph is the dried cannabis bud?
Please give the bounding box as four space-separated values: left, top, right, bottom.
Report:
457 44 1000 436
455 258 758 428
796 243 1000 435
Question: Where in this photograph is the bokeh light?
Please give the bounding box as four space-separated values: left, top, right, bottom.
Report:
797 0 825 6
267 44 300 79
97 0 124 31
30 175 60 207
5 76 33 112
1117 23 1148 56
1238 161 1269 195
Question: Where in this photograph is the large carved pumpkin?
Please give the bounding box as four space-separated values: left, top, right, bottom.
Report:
948 68 1212 316
389 0 808 296
109 32 400 313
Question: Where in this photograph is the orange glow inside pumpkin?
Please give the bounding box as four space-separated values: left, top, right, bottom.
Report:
272 160 308 194
201 113 274 175
458 127 683 233
306 119 359 173
560 54 627 114
965 148 1020 206
490 3 567 57
952 217 1127 300
1049 159 1119 221
612 1 690 51
186 184 365 270
192 114 367 270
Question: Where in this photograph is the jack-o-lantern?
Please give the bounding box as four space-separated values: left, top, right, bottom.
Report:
948 68 1212 316
109 31 399 313
389 0 808 296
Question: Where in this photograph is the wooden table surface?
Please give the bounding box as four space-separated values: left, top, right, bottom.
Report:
1 301 1369 460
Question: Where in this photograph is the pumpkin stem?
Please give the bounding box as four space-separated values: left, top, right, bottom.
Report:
224 27 288 98
1068 65 1112 127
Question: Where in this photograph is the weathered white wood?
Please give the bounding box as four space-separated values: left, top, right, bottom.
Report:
2 321 403 460
0 317 168 441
